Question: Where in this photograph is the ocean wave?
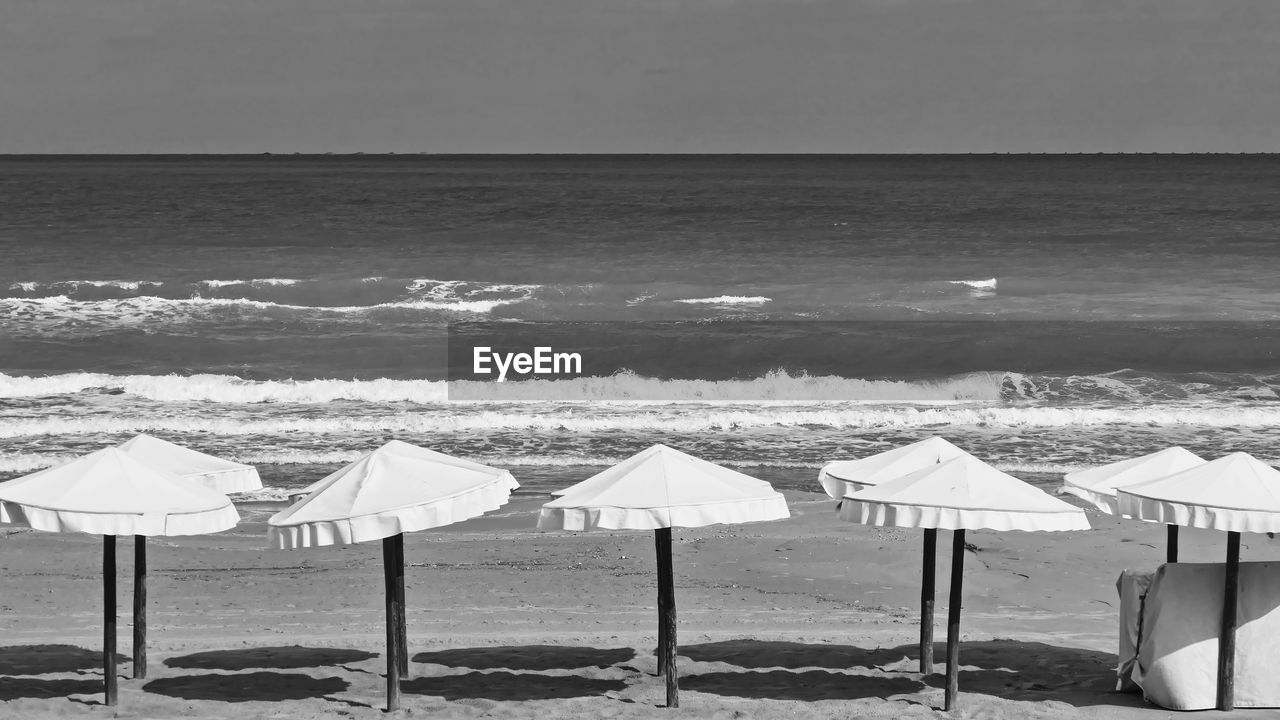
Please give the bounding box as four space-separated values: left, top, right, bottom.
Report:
0 454 77 474
0 371 1002 403
199 278 301 288
2 369 1276 405
947 278 998 290
2 277 541 314
0 373 449 403
4 404 1280 439
0 293 520 326
674 295 772 305
452 370 1002 402
8 279 162 292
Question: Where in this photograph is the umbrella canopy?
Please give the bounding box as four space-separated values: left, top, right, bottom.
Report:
540 444 789 709
818 436 970 500
538 444 789 531
118 434 263 494
269 439 519 549
1063 447 1205 515
841 454 1091 532
0 447 240 535
1116 452 1280 533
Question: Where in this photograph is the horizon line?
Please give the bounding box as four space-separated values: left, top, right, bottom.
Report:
1 151 1278 158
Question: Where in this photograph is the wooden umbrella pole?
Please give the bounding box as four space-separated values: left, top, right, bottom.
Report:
1217 530 1241 711
383 536 402 712
103 535 118 707
944 529 965 712
656 526 678 708
1166 525 1179 564
133 535 147 679
655 529 669 677
920 528 937 674
394 533 409 677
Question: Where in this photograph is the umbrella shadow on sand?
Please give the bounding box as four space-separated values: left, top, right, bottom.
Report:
0 644 101 675
0 676 105 701
164 646 377 671
412 645 635 671
143 671 348 702
681 639 918 671
402 671 626 701
682 670 923 701
681 639 1144 709
908 640 1146 709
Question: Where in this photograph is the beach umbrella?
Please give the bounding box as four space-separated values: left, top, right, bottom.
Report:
116 433 262 679
1062 447 1205 562
818 436 969 500
1116 452 1280 711
840 454 1089 710
538 444 790 708
819 436 972 673
0 448 239 706
267 440 518 711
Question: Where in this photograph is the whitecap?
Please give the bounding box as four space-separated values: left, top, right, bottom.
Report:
674 295 771 305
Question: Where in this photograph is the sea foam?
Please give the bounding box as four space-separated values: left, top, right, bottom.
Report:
674 295 772 305
4 404 1280 439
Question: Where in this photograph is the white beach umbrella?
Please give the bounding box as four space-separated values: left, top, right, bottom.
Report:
1062 447 1205 562
0 448 239 706
539 444 790 708
1116 452 1280 711
840 454 1089 711
118 433 262 494
267 439 518 711
818 436 972 674
115 434 262 679
818 436 970 500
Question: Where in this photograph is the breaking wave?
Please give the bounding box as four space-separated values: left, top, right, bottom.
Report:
3 404 1280 439
0 371 1003 404
0 277 543 316
1 369 1276 404
948 278 998 290
0 373 450 403
674 295 772 305
198 278 301 288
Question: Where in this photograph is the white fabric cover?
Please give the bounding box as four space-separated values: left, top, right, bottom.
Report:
818 437 970 499
119 433 263 493
840 455 1090 532
0 447 240 536
1116 568 1155 692
1125 562 1280 710
1062 447 1205 515
1116 452 1280 533
538 444 790 531
268 440 518 549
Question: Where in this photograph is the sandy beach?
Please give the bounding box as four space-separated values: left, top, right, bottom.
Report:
2 488 1276 719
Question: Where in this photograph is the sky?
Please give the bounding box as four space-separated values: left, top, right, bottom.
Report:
2 0 1278 153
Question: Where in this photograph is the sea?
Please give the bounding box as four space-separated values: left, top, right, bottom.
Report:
1 154 1278 501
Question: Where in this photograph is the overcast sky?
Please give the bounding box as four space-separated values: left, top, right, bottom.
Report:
2 0 1278 153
